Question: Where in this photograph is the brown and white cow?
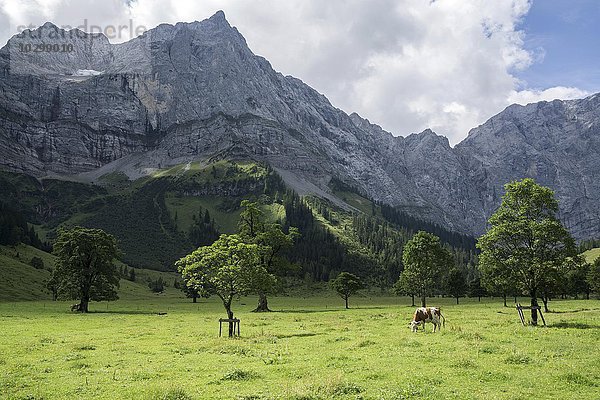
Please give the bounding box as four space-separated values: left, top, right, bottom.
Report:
410 307 445 332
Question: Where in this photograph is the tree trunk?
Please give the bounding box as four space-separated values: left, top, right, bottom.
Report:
455 296 459 304
345 296 349 309
79 296 89 313
421 295 426 308
503 294 507 307
192 295 197 303
586 291 590 300
253 292 271 312
225 306 234 337
411 295 415 307
478 296 481 302
530 296 538 326
542 296 549 313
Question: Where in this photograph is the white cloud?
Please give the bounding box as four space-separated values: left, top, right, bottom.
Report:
0 0 592 145
508 86 590 105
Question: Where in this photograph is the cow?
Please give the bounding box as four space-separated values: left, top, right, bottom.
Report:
410 307 445 332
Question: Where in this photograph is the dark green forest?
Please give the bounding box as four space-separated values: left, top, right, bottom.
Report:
0 202 46 249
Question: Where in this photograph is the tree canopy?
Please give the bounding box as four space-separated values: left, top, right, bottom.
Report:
477 178 576 324
330 272 364 309
479 252 516 307
51 227 120 312
176 234 276 335
238 200 299 312
587 257 600 295
398 231 453 307
393 268 418 306
446 268 467 304
238 200 264 239
565 256 591 299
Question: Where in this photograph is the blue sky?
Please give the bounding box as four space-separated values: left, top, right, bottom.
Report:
519 0 600 92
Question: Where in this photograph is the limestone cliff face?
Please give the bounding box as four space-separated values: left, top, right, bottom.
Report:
456 95 600 239
0 12 598 239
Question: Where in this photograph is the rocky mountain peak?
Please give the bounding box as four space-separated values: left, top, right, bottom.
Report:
405 128 450 149
3 11 244 78
161 11 233 34
0 17 598 240
39 21 60 32
208 10 228 25
348 112 394 139
4 19 113 76
13 21 109 44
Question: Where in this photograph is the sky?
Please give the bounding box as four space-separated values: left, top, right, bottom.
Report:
0 0 598 145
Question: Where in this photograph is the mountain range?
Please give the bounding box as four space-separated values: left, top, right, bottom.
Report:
1 11 598 240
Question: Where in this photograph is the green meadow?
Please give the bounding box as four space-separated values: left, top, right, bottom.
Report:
1 296 599 400
584 247 600 263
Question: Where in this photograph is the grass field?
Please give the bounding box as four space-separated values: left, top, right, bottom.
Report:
1 296 599 400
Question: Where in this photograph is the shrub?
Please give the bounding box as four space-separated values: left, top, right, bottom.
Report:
148 277 166 293
30 256 44 270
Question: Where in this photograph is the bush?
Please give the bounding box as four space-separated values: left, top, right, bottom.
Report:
30 256 44 270
148 277 166 293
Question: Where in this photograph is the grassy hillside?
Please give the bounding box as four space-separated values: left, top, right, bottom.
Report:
165 194 238 233
112 271 182 301
0 161 279 270
0 244 183 302
165 193 286 234
584 248 600 263
0 244 53 301
332 189 375 215
1 297 598 399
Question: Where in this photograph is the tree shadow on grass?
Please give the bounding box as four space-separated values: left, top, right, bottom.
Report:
274 309 340 314
549 322 599 329
274 306 387 314
548 308 600 314
89 310 163 315
274 332 319 339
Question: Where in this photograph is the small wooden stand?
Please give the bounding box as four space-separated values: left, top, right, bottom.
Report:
219 318 240 337
516 303 546 326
